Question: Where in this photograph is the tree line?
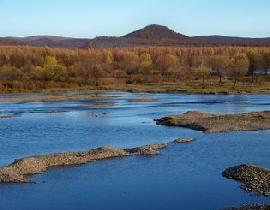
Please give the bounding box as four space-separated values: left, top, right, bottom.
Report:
0 46 270 91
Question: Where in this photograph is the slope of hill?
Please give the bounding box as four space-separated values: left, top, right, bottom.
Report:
0 36 89 48
87 25 270 48
87 25 203 48
195 35 270 46
124 24 187 39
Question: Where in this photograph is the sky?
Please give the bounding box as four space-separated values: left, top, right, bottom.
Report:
0 0 270 38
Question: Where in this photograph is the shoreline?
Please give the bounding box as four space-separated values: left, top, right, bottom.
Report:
1 81 270 96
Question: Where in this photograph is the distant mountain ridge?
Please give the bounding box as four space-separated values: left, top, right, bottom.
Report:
1 24 270 48
0 36 89 48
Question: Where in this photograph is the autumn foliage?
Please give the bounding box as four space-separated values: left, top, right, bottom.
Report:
0 46 270 92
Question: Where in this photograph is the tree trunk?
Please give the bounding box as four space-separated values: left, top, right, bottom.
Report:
219 75 222 85
233 78 237 88
202 75 205 89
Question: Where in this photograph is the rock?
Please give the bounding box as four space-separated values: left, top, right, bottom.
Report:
173 138 194 143
222 164 270 196
0 114 15 119
225 204 270 210
137 147 159 155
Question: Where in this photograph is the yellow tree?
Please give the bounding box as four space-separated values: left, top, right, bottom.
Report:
193 65 211 88
42 56 67 81
139 53 153 74
209 55 229 84
229 54 249 88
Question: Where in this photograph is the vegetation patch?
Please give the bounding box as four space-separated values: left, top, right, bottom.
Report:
155 111 270 133
222 164 270 196
0 46 270 94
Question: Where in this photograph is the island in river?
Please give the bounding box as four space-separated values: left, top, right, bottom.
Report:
155 111 270 133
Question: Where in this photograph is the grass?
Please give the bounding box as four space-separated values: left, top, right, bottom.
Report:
1 79 270 95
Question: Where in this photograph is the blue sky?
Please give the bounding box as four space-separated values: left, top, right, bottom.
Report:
0 0 269 38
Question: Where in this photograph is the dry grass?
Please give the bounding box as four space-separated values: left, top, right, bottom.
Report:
2 79 270 95
88 80 270 95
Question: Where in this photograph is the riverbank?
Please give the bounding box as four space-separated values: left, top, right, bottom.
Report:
1 80 270 95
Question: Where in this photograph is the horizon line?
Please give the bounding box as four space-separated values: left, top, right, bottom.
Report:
1 24 270 39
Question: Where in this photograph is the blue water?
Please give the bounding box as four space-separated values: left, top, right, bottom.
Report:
0 92 270 210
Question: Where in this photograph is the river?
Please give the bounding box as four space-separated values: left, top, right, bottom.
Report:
0 92 270 210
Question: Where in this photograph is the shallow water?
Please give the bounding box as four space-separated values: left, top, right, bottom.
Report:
0 92 270 210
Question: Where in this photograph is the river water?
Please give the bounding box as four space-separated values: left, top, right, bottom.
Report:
0 92 270 210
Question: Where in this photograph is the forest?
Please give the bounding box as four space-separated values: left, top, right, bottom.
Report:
0 46 270 92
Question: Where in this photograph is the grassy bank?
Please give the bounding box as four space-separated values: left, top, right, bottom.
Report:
1 79 270 95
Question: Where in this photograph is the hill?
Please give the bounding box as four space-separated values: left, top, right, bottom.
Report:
1 24 270 48
0 36 89 48
87 24 270 48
